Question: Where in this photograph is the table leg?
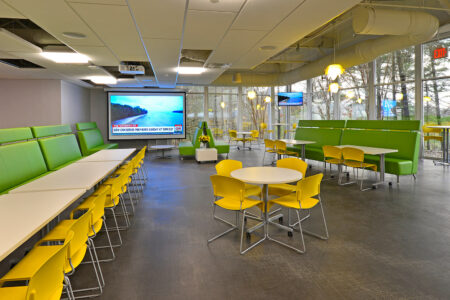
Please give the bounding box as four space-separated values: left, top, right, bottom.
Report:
263 184 268 237
372 154 387 188
434 128 450 166
301 144 306 161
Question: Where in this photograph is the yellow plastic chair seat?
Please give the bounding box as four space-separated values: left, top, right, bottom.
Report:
325 158 342 165
266 149 276 153
215 197 263 211
424 136 443 141
269 193 319 210
245 184 261 198
345 160 377 171
104 195 120 208
268 183 296 196
0 287 28 299
278 149 299 157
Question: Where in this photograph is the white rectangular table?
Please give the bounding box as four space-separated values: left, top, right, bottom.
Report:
0 189 86 262
236 131 252 150
277 139 316 160
427 125 450 166
336 145 398 185
76 148 136 163
9 161 120 193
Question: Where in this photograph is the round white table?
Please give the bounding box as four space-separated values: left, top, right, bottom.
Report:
236 131 252 150
231 167 302 252
150 145 175 158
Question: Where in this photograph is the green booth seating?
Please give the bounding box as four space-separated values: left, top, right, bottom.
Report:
179 127 202 157
31 124 72 138
298 120 346 128
76 122 98 131
38 134 82 170
346 120 420 131
77 129 118 156
341 129 420 176
0 127 33 144
0 141 50 194
206 128 230 157
287 127 343 161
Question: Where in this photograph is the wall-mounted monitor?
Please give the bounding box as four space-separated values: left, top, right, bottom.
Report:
108 92 186 140
278 92 303 106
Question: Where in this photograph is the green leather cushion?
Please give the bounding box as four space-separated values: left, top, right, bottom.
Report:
363 155 413 175
89 143 118 154
0 141 49 193
294 128 343 149
78 129 105 156
0 127 33 144
76 122 98 131
31 124 72 138
38 135 82 170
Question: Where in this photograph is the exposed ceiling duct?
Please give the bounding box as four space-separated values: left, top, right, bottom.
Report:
212 7 440 86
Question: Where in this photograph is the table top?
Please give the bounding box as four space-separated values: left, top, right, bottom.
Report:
10 161 120 193
237 131 252 135
272 123 288 126
150 145 175 150
427 125 450 129
231 167 302 185
0 189 85 262
336 145 398 155
76 148 136 163
277 139 316 145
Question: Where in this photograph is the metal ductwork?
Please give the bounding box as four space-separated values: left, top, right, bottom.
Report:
213 7 439 86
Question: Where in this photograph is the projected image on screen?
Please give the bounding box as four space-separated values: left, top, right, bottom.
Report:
278 92 303 106
108 92 186 140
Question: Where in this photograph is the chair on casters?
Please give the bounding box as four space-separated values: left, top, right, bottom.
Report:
275 140 299 159
248 130 260 147
340 147 378 191
228 130 243 149
208 175 264 254
268 173 328 254
322 145 343 181
262 139 277 165
0 231 74 300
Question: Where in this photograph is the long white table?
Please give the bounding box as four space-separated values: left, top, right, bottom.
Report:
9 161 120 193
76 148 136 163
0 189 86 261
427 125 450 166
336 145 398 186
277 139 316 160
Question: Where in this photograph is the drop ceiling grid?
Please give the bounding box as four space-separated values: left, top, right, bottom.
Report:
188 0 245 12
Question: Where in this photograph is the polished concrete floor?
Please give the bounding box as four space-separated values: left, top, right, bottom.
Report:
73 148 450 299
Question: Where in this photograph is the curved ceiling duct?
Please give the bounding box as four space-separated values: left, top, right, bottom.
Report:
213 7 439 86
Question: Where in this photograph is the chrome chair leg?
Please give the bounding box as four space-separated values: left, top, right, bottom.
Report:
240 210 266 255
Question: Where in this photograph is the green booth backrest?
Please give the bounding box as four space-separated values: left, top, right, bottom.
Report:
192 128 201 147
76 122 98 131
0 141 48 193
345 120 421 131
198 121 208 129
77 129 105 156
294 127 343 148
31 124 72 138
206 129 216 147
0 127 33 144
341 129 420 161
298 120 346 128
38 134 82 170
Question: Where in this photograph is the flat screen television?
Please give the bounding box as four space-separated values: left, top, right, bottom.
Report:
108 92 186 140
278 92 303 106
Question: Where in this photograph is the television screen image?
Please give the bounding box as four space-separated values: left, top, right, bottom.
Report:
278 92 303 106
108 92 186 140
381 99 397 117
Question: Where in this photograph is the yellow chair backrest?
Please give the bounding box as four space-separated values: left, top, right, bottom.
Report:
296 173 323 203
251 130 259 138
422 125 442 134
215 159 242 177
229 130 237 138
264 139 275 149
84 186 108 225
27 231 74 300
323 145 342 160
275 140 287 151
210 175 245 202
293 123 297 129
277 158 307 177
64 207 93 271
342 147 365 163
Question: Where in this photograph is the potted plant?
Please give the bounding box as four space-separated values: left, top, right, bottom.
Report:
199 135 210 148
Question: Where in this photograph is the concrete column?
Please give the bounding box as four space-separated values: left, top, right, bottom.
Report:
203 86 209 123
368 61 377 120
306 79 313 120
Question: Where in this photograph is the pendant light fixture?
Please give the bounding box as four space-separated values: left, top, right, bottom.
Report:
326 34 344 92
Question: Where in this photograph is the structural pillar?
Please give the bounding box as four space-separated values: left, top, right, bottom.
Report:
368 60 377 120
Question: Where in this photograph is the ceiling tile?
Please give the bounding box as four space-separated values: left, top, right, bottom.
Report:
0 1 25 18
188 0 245 12
183 10 235 50
66 0 126 4
73 46 119 66
0 29 41 52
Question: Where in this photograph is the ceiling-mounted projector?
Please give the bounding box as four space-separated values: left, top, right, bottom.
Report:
118 64 145 75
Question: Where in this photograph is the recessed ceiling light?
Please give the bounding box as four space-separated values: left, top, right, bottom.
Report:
89 76 117 84
41 52 90 64
259 45 277 51
62 32 86 39
176 67 205 75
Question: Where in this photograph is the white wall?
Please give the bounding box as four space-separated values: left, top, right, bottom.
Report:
89 89 108 141
0 79 61 128
61 81 90 131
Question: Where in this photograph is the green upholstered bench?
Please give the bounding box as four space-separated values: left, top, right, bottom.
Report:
0 127 33 144
179 128 201 157
298 120 347 128
31 124 72 138
76 122 98 131
77 129 118 156
341 129 420 176
0 141 51 194
206 128 230 157
345 120 421 131
38 134 82 170
287 127 343 161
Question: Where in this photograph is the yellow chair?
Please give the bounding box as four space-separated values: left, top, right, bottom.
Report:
268 158 307 197
322 145 343 181
208 175 264 254
341 147 378 191
423 125 443 142
36 206 104 297
268 173 328 253
0 231 74 300
260 122 274 139
263 139 277 165
215 160 261 198
275 140 299 158
228 130 243 147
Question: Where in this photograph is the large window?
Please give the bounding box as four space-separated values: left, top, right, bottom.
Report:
340 64 369 120
185 89 204 141
311 76 334 120
208 87 238 140
290 81 308 124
